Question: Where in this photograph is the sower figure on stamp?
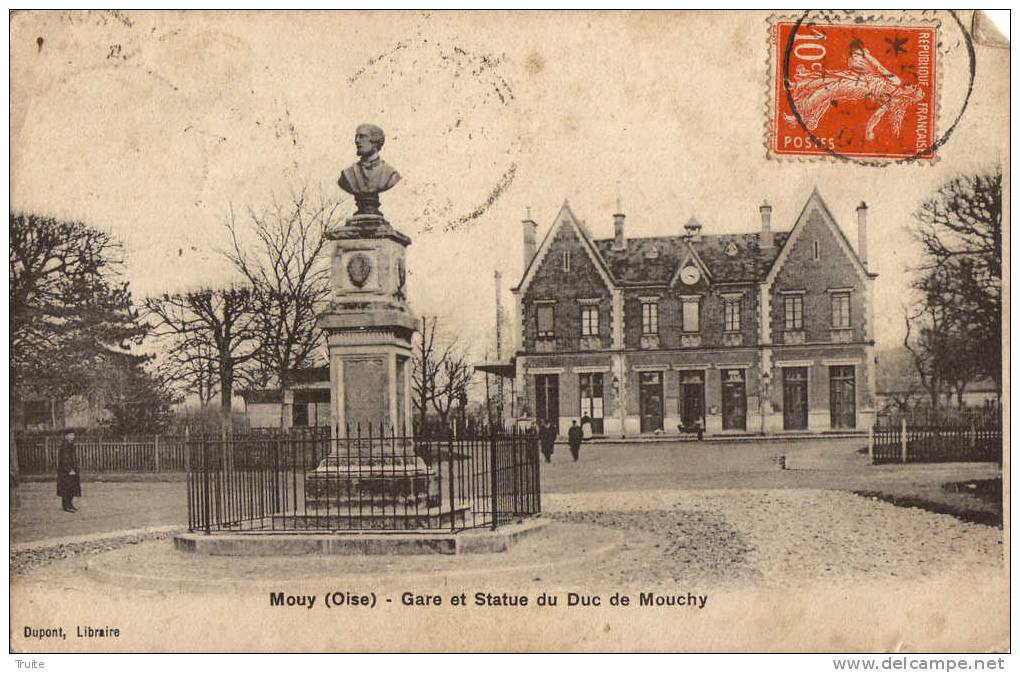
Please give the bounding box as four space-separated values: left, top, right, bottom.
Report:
56 429 81 513
784 46 924 142
567 419 584 462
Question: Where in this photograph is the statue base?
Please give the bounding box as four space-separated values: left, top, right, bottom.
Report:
301 437 467 531
304 447 441 524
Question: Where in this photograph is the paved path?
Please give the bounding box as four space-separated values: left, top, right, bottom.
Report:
11 481 187 544
10 438 998 544
539 437 999 493
9 438 1006 652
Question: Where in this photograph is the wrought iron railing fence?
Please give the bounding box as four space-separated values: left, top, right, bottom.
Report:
185 425 541 533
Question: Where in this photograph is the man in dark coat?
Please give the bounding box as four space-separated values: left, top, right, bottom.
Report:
56 429 81 512
567 419 584 462
539 421 556 463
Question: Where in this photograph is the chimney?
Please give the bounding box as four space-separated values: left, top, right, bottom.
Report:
522 209 538 270
684 217 702 243
613 212 626 250
759 200 774 249
856 201 868 268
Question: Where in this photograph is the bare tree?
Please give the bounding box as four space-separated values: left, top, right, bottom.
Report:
903 305 945 411
144 286 261 430
909 169 1002 402
159 340 219 408
411 315 475 433
411 315 441 432
431 349 474 431
225 189 340 427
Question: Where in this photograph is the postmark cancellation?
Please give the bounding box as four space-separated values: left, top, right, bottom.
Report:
768 14 940 162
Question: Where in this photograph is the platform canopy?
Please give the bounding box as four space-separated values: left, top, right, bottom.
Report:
474 359 516 378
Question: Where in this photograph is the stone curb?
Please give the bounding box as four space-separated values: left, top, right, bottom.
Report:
85 522 625 592
576 432 866 445
173 518 550 556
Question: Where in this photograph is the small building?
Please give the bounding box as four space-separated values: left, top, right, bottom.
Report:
240 365 331 429
504 190 878 437
876 376 1001 414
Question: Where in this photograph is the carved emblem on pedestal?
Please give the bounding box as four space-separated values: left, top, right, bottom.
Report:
347 253 372 288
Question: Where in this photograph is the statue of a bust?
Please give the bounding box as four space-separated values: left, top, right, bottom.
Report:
338 123 401 219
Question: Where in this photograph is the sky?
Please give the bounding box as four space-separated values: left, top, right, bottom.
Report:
10 10 1009 362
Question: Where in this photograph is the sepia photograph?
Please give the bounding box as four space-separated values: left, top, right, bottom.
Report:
8 9 1009 655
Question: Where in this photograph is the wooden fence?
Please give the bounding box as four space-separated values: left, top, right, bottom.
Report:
13 427 334 476
870 419 1002 464
14 435 191 475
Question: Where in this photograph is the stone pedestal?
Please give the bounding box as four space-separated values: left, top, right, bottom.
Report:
306 215 435 523
319 215 417 431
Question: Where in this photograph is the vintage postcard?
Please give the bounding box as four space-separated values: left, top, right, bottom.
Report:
9 10 1009 655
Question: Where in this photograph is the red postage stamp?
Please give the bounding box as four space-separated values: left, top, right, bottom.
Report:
769 18 938 161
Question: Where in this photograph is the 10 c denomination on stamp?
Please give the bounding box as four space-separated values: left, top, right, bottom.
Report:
769 17 939 161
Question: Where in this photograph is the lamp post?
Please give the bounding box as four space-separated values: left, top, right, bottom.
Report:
760 371 771 435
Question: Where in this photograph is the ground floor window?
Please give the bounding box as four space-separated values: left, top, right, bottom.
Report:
721 369 747 430
829 365 856 429
639 371 664 433
782 367 809 430
293 389 330 427
535 374 559 426
677 370 705 430
579 372 605 435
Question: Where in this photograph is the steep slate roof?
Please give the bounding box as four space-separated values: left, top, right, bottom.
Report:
592 231 790 286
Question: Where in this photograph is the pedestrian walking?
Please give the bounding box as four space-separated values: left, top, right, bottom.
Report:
57 429 81 513
567 419 584 462
540 421 556 463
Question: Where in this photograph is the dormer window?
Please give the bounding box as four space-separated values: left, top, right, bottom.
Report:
725 241 739 257
645 245 660 259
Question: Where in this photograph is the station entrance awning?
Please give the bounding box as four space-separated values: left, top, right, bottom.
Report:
474 359 516 378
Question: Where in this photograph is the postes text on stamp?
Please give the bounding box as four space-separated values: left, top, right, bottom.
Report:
769 18 938 161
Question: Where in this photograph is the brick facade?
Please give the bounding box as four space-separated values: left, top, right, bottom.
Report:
511 193 876 438
522 224 613 353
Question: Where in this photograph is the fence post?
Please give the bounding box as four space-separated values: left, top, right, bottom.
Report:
970 420 977 449
532 429 541 514
447 433 456 533
202 436 211 535
868 424 874 464
489 429 498 532
900 417 908 463
44 436 52 473
154 435 161 473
